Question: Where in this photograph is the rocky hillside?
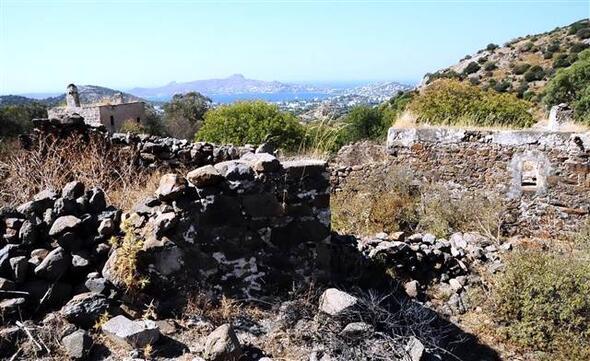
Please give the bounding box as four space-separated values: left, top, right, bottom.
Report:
422 18 590 103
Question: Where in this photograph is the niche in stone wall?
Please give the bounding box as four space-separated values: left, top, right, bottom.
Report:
508 151 551 198
520 160 538 192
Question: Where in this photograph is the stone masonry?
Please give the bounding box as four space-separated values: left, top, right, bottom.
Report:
384 127 590 238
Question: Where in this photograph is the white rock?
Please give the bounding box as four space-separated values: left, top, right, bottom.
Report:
318 288 358 316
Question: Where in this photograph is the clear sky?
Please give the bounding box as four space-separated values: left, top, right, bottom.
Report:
0 0 588 94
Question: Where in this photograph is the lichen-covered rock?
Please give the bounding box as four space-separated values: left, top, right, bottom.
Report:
61 329 92 359
102 315 160 349
60 292 109 327
203 324 241 361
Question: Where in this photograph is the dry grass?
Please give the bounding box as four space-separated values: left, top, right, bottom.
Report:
0 133 162 210
108 220 149 292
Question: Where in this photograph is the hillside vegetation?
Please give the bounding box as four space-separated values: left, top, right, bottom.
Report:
423 19 589 104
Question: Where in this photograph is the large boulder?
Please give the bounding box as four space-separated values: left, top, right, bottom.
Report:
101 315 160 349
203 324 241 361
318 288 358 317
240 153 281 173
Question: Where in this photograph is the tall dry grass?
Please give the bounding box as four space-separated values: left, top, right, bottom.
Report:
0 134 162 210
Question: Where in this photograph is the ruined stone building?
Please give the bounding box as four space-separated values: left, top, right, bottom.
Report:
47 84 145 132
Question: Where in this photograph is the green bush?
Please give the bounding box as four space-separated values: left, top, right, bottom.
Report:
568 19 589 35
340 105 390 143
486 43 499 51
483 61 497 71
512 63 531 75
577 28 590 40
463 61 481 75
163 92 211 139
520 41 534 52
0 103 47 138
195 101 304 151
546 42 560 53
544 49 590 122
553 53 571 68
570 42 590 54
523 65 545 81
492 251 590 359
408 79 534 127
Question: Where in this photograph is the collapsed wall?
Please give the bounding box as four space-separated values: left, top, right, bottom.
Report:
105 155 331 301
385 127 590 238
0 150 330 320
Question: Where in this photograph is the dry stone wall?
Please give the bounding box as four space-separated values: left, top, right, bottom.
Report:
383 128 590 238
25 116 251 169
109 155 331 301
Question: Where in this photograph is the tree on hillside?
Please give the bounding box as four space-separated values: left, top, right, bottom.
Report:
163 92 212 139
544 49 590 122
195 101 304 151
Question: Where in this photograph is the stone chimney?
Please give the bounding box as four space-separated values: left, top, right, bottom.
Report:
66 83 81 108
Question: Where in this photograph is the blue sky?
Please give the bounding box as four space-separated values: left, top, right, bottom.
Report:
0 0 587 94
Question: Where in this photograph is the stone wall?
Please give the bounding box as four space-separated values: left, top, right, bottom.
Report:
26 117 252 169
383 128 590 238
1 151 331 319
107 155 331 301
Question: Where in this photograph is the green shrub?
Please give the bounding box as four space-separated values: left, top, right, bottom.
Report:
483 61 497 71
299 120 345 156
515 81 529 98
577 28 590 39
553 53 571 68
544 49 590 122
546 42 560 53
340 105 390 143
163 92 212 139
408 79 534 127
512 63 531 75
493 80 511 93
119 119 146 134
195 101 304 151
492 251 590 359
570 42 590 54
0 103 47 138
463 61 481 75
542 51 554 60
486 43 499 51
523 65 545 81
568 19 589 35
520 41 534 52
425 69 462 84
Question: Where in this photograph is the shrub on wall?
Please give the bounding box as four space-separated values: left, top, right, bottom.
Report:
408 79 533 127
195 101 304 151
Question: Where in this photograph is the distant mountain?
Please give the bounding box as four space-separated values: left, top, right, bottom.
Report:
1 85 145 108
421 18 590 102
128 74 325 99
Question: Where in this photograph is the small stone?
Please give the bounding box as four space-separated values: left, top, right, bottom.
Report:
97 218 115 237
240 152 281 173
0 277 15 291
340 322 373 337
9 256 28 283
187 165 224 187
62 181 85 200
62 329 92 359
34 247 71 281
318 288 358 316
203 324 241 361
102 315 160 349
406 336 425 361
156 174 188 200
61 292 110 327
49 216 81 237
404 280 420 298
